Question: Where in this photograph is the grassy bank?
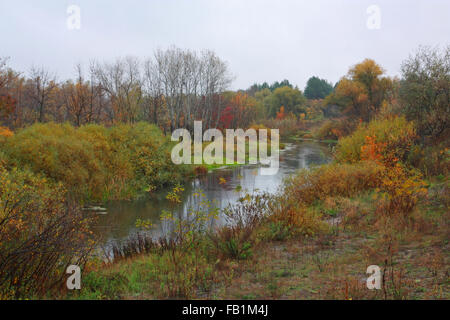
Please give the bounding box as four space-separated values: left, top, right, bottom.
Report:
64 114 448 300
64 115 448 299
64 163 448 300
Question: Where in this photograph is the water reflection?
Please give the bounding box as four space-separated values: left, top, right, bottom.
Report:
95 140 332 243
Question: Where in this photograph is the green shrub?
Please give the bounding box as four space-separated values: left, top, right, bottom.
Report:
407 143 449 177
212 227 254 260
107 122 191 198
399 45 449 139
210 192 271 260
258 221 295 241
3 123 103 199
2 122 191 201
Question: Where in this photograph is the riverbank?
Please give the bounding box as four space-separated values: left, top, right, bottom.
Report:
64 116 449 300
64 176 448 300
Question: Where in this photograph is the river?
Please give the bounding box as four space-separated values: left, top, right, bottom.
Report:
95 140 333 244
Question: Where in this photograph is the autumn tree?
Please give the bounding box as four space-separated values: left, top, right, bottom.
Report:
324 59 393 121
219 92 256 129
92 56 143 124
61 64 94 126
264 86 306 118
27 66 58 123
0 93 16 122
252 88 271 120
0 58 18 124
276 106 286 120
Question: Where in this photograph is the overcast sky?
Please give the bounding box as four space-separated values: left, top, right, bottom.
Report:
1 0 449 90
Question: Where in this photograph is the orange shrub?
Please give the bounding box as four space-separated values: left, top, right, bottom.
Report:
336 116 416 165
375 164 428 218
0 126 13 137
361 135 387 164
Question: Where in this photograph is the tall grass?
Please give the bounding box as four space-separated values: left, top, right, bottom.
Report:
283 161 385 205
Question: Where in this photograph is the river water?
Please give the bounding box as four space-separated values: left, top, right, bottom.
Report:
95 140 333 243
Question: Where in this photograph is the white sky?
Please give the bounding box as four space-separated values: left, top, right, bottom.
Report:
1 0 449 90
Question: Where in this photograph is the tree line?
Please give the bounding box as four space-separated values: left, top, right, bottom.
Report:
0 46 342 134
0 47 233 132
1 45 447 140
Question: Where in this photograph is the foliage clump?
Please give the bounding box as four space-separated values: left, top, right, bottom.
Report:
1 122 191 201
335 116 416 165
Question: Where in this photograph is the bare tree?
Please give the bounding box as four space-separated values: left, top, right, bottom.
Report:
199 50 233 128
92 56 143 123
147 47 232 132
60 64 88 126
86 61 107 124
2 48 233 129
27 66 57 122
